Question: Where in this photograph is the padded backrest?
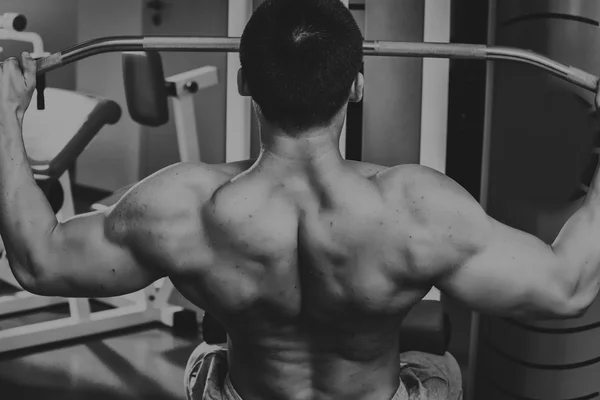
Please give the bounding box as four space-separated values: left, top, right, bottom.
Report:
122 51 170 127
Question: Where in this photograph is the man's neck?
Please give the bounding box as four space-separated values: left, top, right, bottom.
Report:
256 124 345 173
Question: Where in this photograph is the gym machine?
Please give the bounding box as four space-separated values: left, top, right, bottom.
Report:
4 31 600 356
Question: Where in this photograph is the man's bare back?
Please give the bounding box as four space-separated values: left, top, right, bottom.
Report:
5 1 600 399
129 157 435 400
3 141 592 399
43 145 589 400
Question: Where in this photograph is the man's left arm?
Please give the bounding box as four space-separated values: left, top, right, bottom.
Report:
0 114 165 297
0 54 164 298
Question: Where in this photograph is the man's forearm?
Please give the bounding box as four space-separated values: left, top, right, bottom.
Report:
0 117 58 282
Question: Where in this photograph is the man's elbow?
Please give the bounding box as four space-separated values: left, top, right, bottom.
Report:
13 269 54 297
20 274 71 298
562 292 595 319
8 262 50 296
10 265 41 295
11 253 64 297
544 266 596 320
558 303 589 320
550 283 596 319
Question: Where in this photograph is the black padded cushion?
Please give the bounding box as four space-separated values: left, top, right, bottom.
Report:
30 98 122 178
122 51 170 127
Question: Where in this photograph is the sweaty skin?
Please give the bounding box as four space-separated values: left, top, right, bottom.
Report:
3 54 600 400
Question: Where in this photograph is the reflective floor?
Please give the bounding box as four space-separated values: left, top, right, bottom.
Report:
0 326 199 400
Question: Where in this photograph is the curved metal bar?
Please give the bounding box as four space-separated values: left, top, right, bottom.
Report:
37 36 144 74
485 46 598 92
35 36 599 93
143 36 241 52
366 41 598 92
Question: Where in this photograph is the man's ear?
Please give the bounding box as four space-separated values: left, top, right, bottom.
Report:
237 69 251 97
348 72 364 103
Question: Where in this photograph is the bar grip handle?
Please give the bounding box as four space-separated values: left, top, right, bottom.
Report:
36 52 62 75
36 72 45 110
368 41 488 59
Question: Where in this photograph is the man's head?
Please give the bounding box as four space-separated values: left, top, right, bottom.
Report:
239 0 364 135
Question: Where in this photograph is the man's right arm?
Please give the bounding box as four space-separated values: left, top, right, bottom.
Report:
393 165 600 320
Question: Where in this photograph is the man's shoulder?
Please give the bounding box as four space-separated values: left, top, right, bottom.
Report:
141 160 256 191
375 164 487 240
344 161 445 182
372 164 479 231
345 159 389 177
141 162 223 190
372 163 448 197
114 160 260 214
111 162 223 216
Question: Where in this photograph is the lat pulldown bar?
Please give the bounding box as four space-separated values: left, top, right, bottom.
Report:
34 36 599 93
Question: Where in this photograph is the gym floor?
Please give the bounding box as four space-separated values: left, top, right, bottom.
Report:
0 185 471 400
0 325 197 400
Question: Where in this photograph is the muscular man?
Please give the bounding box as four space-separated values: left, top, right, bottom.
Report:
1 0 599 399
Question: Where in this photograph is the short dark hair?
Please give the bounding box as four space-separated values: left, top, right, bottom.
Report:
239 0 363 133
